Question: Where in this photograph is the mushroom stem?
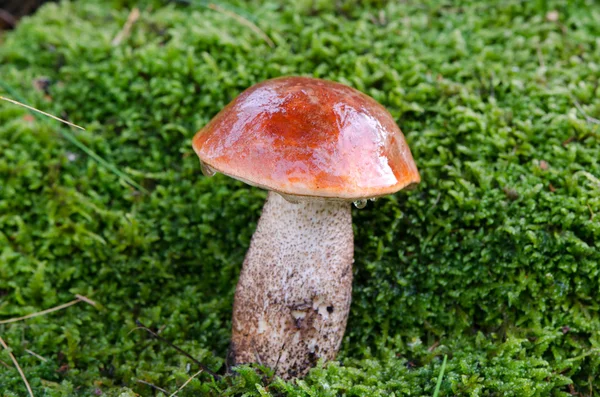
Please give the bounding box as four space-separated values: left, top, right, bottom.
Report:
229 191 353 379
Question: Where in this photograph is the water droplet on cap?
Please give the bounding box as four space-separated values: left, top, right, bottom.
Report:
200 161 216 177
353 199 367 209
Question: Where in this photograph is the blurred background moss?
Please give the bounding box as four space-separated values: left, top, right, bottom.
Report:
0 0 599 396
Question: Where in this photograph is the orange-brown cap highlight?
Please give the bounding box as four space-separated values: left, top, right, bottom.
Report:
192 76 420 199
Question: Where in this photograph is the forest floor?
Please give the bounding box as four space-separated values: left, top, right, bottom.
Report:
0 1 599 396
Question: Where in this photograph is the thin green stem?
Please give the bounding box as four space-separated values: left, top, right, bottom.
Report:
0 80 149 193
433 355 448 397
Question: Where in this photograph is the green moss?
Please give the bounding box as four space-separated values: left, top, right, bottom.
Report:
1 0 599 395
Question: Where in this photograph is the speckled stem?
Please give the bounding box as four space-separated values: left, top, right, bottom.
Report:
229 191 354 379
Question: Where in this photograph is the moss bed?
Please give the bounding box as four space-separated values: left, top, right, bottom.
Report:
1 1 599 395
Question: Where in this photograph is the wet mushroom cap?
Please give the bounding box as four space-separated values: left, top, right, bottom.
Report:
192 76 420 199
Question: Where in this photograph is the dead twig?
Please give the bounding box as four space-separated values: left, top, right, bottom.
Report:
0 295 96 325
136 379 170 394
0 337 34 397
133 320 220 379
112 8 141 46
0 96 85 130
207 3 275 48
169 369 204 397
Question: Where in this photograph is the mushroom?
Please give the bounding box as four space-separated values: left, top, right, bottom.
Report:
192 76 420 379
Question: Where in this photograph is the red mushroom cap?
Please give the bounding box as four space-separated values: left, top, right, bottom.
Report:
192 76 420 200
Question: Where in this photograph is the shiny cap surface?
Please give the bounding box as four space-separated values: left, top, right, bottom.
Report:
192 76 420 199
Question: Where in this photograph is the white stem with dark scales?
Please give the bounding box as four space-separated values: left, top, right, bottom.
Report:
229 191 354 379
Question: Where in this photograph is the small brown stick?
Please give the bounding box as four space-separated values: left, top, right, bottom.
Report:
428 341 440 352
0 295 97 325
0 337 34 397
25 349 48 362
136 379 169 394
208 3 275 48
0 96 85 130
112 8 141 46
169 369 204 397
134 320 220 379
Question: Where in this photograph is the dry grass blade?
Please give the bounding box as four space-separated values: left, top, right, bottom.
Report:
0 295 96 325
75 294 98 306
0 337 34 397
112 8 140 45
208 3 275 48
0 299 79 325
0 96 85 130
169 369 204 397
